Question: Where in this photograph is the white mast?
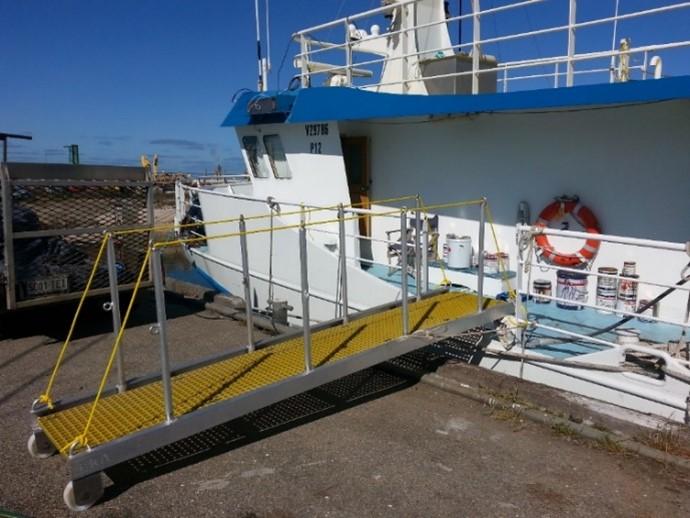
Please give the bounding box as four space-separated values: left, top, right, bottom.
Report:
264 0 271 87
254 0 264 91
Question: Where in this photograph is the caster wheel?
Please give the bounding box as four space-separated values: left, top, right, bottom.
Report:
27 434 53 459
63 480 102 512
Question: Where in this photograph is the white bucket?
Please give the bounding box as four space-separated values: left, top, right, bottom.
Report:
446 236 472 269
616 329 640 346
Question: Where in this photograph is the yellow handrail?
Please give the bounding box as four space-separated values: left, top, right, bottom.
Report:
62 245 153 454
34 234 110 410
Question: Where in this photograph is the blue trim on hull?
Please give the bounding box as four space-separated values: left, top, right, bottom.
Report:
194 264 230 294
222 76 690 127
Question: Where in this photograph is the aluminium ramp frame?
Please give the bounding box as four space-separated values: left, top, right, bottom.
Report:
31 291 512 510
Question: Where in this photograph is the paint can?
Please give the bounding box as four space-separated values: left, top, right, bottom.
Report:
556 270 587 310
616 273 639 315
596 267 618 313
637 299 658 323
622 261 637 276
483 252 509 275
446 235 472 269
533 279 552 304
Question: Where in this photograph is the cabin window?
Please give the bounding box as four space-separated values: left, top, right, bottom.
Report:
242 136 269 178
263 134 292 179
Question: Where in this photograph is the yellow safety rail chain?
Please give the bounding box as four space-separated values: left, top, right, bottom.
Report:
155 199 486 249
156 209 399 248
62 245 153 454
33 234 110 411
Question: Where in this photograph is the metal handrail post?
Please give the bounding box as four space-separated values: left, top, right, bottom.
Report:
401 3 409 91
422 217 430 293
106 234 126 392
400 208 409 335
337 204 349 323
344 19 353 86
151 246 174 423
477 198 486 312
472 0 481 94
0 164 16 310
300 34 309 87
515 226 525 324
299 209 313 372
414 197 422 301
553 62 560 88
567 0 577 86
239 215 255 351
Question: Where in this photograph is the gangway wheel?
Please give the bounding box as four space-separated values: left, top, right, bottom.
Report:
26 431 55 459
63 475 104 512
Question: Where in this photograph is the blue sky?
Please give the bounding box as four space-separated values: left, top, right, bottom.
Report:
1 0 687 173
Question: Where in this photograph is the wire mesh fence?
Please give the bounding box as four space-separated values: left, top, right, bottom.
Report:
1 164 153 309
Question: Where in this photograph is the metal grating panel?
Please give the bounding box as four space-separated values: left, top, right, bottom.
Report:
12 183 149 232
38 291 479 453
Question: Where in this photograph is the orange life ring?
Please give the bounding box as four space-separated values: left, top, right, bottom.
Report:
534 197 601 268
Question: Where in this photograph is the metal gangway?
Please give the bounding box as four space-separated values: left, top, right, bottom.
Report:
27 195 512 511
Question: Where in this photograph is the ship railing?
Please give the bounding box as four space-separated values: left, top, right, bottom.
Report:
176 182 490 308
292 0 690 94
514 224 690 371
184 174 252 186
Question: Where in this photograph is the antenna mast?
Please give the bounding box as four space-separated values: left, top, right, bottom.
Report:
254 0 271 92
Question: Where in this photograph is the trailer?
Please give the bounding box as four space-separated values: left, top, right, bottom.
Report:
0 162 153 313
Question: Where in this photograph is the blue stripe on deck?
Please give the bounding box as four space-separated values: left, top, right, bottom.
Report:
526 302 682 359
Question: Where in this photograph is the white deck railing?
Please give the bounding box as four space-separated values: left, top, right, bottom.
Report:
292 0 690 94
515 225 690 328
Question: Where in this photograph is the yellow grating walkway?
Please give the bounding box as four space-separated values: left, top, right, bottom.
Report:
39 291 481 454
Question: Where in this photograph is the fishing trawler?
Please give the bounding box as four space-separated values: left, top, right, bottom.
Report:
176 0 690 424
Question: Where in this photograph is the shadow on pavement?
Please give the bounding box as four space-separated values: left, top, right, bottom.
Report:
101 350 448 504
0 289 205 342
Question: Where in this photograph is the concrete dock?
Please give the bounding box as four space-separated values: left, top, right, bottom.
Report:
2 289 690 517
